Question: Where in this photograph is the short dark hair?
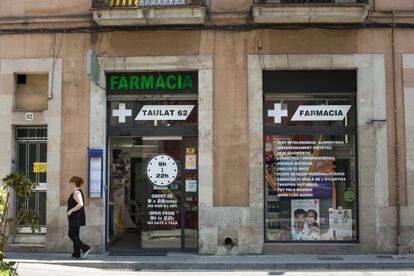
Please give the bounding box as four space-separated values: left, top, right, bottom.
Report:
69 176 84 188
294 209 306 217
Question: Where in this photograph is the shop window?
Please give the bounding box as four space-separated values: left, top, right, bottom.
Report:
263 70 358 242
14 73 48 111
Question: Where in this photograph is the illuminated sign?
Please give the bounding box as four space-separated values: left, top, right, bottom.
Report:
107 71 198 95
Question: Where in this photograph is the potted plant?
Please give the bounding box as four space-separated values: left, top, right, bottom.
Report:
0 173 41 276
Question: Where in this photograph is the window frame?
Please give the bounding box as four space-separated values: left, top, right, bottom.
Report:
263 93 360 244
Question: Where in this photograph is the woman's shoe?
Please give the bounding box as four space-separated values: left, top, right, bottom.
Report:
80 248 91 259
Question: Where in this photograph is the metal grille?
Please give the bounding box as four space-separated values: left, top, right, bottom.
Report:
92 0 201 8
16 126 47 140
253 0 368 4
15 127 48 228
141 0 187 7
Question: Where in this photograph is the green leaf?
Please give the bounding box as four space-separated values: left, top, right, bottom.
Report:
0 173 41 254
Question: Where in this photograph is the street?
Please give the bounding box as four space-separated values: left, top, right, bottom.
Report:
14 263 414 276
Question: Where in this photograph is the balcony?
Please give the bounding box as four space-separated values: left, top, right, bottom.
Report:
252 0 369 24
91 0 205 26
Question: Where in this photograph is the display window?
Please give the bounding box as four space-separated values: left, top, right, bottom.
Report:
264 95 358 242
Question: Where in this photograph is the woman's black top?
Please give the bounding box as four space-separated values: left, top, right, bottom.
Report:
67 189 86 227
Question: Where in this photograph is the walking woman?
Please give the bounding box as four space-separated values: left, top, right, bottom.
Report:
67 176 91 259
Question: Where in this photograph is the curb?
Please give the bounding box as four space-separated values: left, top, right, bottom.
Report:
9 260 414 271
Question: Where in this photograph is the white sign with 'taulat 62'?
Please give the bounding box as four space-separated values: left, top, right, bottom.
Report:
136 105 194 121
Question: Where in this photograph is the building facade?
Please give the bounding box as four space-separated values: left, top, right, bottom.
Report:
0 0 414 255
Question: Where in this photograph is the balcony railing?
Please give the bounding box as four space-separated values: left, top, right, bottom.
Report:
91 0 205 26
92 0 203 9
253 0 368 4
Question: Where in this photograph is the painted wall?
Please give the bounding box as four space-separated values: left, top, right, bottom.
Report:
207 0 252 14
0 23 413 253
0 0 414 20
0 0 91 17
374 0 414 11
4 0 414 20
403 54 414 253
15 74 48 110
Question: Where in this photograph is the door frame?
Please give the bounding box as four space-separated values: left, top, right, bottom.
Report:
106 133 198 252
90 55 213 254
14 126 48 233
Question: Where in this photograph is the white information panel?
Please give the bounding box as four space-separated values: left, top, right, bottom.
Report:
89 157 102 197
146 154 178 187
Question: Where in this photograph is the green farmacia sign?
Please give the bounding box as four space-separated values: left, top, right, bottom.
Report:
107 71 197 94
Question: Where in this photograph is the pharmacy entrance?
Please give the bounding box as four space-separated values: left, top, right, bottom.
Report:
106 71 199 253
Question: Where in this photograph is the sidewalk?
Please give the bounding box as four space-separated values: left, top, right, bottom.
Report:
5 252 414 271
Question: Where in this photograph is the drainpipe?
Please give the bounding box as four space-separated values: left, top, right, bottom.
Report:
391 9 402 254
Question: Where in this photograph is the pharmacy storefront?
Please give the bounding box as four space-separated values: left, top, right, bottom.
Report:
85 54 388 254
88 55 212 254
248 54 388 254
106 71 200 252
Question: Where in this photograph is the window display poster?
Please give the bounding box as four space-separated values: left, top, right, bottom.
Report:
291 199 320 241
185 154 197 170
185 180 197 192
271 137 343 199
329 207 352 240
186 147 196 155
147 193 178 226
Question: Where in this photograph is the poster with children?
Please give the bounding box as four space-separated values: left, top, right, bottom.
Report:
328 207 352 240
291 199 320 241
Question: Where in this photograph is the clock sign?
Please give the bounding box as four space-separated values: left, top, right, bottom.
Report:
146 154 178 187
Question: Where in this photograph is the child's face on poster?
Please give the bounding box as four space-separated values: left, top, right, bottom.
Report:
306 213 316 226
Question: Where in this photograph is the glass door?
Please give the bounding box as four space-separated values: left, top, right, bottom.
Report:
135 138 182 249
108 136 198 251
